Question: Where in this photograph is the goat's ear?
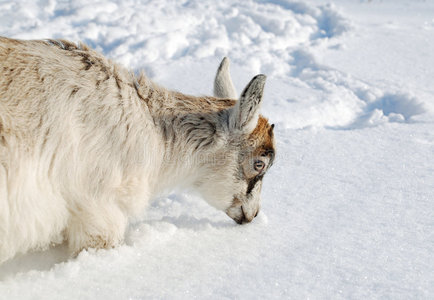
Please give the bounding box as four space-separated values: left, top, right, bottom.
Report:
229 74 266 133
213 57 237 99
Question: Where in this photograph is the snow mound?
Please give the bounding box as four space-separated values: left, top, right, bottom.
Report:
264 48 428 130
0 0 351 77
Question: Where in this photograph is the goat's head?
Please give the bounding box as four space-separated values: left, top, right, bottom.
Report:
197 58 275 224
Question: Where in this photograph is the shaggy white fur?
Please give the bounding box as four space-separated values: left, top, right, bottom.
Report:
0 37 275 264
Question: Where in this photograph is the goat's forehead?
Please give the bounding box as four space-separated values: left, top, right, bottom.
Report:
248 115 275 153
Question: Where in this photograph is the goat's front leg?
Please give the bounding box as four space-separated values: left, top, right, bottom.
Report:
66 201 128 256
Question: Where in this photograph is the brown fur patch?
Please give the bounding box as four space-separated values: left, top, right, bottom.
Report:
249 116 275 156
0 121 5 147
172 92 235 113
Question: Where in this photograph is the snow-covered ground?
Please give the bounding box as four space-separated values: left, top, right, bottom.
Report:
1 0 433 298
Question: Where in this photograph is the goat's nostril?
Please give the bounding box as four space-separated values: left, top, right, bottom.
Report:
254 210 259 218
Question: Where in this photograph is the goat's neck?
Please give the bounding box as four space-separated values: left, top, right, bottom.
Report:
136 78 233 194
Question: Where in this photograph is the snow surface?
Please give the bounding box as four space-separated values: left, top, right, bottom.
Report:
0 0 433 298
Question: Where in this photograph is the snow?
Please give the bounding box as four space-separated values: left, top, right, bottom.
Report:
1 0 433 298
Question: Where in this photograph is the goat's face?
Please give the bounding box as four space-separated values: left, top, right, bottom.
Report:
197 116 275 224
226 116 275 224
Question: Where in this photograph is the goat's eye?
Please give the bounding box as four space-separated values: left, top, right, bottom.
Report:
254 160 265 172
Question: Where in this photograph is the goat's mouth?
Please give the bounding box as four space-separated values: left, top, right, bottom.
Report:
226 206 254 225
